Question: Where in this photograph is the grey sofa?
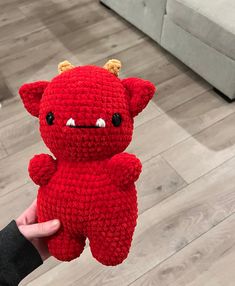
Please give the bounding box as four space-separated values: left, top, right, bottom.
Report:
101 0 235 100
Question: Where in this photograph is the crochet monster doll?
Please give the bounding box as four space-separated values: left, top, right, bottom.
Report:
19 59 156 266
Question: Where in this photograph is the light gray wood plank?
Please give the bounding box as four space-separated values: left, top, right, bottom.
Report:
0 41 66 95
127 113 190 162
19 0 101 28
131 214 235 286
0 141 7 159
0 114 40 155
0 97 26 128
0 141 48 197
0 72 14 101
137 155 187 214
72 28 145 65
94 38 189 86
0 7 25 28
0 14 51 47
50 0 92 7
154 71 211 112
141 52 189 86
0 22 68 61
2 30 145 96
166 89 235 135
134 101 161 128
27 154 235 286
0 0 29 9
163 112 235 183
94 39 168 74
0 6 125 60
56 15 131 56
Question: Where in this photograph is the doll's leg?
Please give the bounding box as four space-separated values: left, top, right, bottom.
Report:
47 230 86 261
88 215 137 266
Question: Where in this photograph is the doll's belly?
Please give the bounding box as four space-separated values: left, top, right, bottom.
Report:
36 174 137 234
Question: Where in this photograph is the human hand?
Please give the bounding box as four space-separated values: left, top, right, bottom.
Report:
16 200 60 261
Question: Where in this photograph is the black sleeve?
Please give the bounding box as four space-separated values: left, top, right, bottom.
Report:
0 220 43 286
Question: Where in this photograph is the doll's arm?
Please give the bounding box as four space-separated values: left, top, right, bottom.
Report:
107 153 142 190
28 154 57 186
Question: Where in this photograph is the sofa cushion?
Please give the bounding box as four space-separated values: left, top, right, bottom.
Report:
101 0 167 43
166 0 235 60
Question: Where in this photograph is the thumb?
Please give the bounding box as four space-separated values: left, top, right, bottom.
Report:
19 219 60 240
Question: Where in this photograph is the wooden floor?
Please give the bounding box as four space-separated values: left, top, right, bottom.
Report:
1 0 235 285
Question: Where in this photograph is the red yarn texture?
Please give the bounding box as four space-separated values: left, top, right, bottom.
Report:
19 64 156 266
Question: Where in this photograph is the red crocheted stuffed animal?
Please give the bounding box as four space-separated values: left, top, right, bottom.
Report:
19 59 155 266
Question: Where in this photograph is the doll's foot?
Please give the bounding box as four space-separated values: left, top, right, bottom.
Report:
47 231 86 261
88 222 135 266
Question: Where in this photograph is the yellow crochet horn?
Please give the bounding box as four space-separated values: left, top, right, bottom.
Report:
58 60 75 74
103 59 122 77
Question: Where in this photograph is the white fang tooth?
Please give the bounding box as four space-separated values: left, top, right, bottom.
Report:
66 118 72 126
66 118 75 126
96 118 106 128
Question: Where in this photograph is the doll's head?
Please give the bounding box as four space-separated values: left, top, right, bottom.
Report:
19 60 155 161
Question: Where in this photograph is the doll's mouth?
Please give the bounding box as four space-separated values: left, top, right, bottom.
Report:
68 125 100 129
66 118 106 128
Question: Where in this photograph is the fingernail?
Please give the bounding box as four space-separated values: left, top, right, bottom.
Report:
51 219 60 227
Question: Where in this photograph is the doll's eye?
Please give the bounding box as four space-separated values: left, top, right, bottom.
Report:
112 113 122 127
46 112 55 125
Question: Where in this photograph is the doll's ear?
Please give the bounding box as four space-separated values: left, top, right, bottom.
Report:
19 81 49 117
122 78 156 117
